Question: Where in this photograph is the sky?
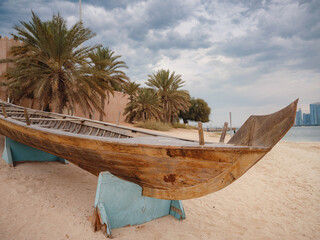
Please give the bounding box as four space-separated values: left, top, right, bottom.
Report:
0 0 319 127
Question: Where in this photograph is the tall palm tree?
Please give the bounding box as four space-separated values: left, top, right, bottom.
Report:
86 47 129 121
166 88 191 123
123 88 161 122
146 69 190 123
122 81 140 123
0 11 101 115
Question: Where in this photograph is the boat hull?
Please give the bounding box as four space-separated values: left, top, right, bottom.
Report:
0 99 298 200
0 117 268 200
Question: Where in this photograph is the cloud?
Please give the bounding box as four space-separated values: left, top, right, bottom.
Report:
0 0 319 126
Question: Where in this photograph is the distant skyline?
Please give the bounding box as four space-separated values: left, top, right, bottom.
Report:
1 0 319 126
297 101 320 114
295 102 320 126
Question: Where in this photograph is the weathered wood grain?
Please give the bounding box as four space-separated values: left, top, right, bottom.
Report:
228 99 298 148
0 99 298 199
23 108 30 125
1 104 7 118
219 122 228 143
198 122 205 145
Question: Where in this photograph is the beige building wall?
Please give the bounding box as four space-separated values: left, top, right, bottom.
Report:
0 36 21 101
0 36 129 123
102 92 129 123
73 91 129 123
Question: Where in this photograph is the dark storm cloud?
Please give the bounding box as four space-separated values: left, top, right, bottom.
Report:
144 1 193 29
113 0 197 42
85 0 146 9
217 0 320 74
0 0 319 125
145 29 212 51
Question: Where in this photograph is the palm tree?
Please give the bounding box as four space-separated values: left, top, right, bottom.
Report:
123 88 161 122
86 47 129 121
146 69 190 123
166 88 191 123
0 11 101 115
122 81 140 123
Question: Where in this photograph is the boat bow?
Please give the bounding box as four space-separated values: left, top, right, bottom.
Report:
228 99 298 148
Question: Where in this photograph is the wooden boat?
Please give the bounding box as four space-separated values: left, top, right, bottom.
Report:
0 99 298 200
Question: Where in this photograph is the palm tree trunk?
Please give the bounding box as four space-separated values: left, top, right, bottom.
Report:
165 100 170 123
57 80 65 114
30 99 35 109
163 100 167 123
58 101 64 113
142 111 146 122
56 90 64 113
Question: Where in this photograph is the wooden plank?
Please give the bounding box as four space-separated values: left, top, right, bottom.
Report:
1 104 162 138
198 122 204 145
248 120 256 146
75 125 83 134
70 123 77 133
10 117 82 122
24 108 31 125
91 206 102 232
95 129 101 136
170 205 182 215
88 127 94 135
59 121 67 130
55 121 63 129
50 121 59 129
35 124 53 128
219 122 228 143
1 104 8 118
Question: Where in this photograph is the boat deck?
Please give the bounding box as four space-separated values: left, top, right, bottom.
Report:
0 101 271 150
0 103 156 139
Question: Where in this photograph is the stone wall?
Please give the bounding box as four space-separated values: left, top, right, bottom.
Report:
0 36 129 123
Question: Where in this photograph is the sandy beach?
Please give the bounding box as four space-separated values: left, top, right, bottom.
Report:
0 128 319 240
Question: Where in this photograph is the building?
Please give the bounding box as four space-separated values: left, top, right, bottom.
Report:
303 113 311 126
310 102 320 126
0 36 21 100
295 108 303 126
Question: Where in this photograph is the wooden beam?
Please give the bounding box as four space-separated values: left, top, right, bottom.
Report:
10 117 82 122
0 105 154 138
24 108 31 125
198 122 205 145
1 104 8 118
219 122 228 143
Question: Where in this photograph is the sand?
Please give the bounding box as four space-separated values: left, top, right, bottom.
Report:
0 128 319 240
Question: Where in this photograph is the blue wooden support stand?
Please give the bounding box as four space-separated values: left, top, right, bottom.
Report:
1 137 185 237
2 137 68 166
92 172 185 237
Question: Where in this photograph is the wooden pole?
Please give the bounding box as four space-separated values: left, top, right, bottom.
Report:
219 122 228 143
24 108 31 125
198 122 205 145
1 104 8 118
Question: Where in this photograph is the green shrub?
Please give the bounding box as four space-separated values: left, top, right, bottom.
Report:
172 122 197 129
135 120 171 131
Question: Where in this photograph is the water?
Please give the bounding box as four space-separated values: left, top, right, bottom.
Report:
282 126 320 142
